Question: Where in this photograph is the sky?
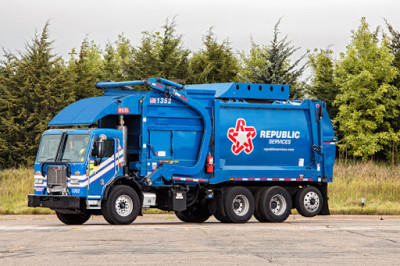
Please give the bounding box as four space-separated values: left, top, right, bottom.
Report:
1 0 399 73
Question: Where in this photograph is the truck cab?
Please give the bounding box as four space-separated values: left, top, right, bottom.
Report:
32 128 124 209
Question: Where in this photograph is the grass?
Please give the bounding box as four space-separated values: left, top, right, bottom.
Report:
0 162 399 215
0 168 52 214
0 168 172 215
329 161 400 215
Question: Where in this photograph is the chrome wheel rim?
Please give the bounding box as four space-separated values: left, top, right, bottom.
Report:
303 191 320 212
115 195 133 217
270 194 286 215
232 195 250 216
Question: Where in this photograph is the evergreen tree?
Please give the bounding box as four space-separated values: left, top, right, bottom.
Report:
127 31 158 81
66 37 103 100
239 45 268 84
102 42 121 81
187 29 239 84
127 18 189 82
308 48 339 118
385 20 400 94
0 50 19 167
0 23 73 167
115 34 135 80
334 18 399 160
102 34 134 81
239 19 307 99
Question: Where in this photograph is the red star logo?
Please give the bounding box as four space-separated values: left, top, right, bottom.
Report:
227 119 257 155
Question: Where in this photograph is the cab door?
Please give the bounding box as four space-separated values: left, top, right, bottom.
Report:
88 137 117 197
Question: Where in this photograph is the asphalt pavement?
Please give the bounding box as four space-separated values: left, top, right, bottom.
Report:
0 214 399 265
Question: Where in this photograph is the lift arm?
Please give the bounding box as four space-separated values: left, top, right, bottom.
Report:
96 78 212 183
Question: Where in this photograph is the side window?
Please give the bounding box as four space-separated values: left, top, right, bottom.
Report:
104 139 114 157
91 139 114 158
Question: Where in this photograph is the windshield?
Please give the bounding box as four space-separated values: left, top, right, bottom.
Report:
37 135 62 162
60 134 91 163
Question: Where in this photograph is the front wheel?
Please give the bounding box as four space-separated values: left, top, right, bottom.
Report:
175 204 211 223
295 186 323 217
56 211 91 225
102 185 140 225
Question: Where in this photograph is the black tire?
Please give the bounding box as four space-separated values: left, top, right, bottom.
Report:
175 204 211 223
253 188 265 222
214 210 230 223
223 186 255 223
101 185 140 225
295 186 323 217
258 186 291 223
213 192 231 223
101 201 116 225
56 211 91 225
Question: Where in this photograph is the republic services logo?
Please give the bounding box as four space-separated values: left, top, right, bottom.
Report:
227 118 257 155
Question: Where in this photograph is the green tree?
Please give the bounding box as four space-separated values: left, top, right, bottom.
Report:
308 48 339 118
239 45 268 84
0 51 19 167
334 17 399 160
385 20 400 96
102 34 134 81
384 20 400 164
187 29 239 84
0 23 73 168
127 18 189 82
102 42 121 81
66 37 103 100
239 19 307 99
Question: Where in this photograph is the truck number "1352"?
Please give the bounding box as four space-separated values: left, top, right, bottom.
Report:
150 97 172 104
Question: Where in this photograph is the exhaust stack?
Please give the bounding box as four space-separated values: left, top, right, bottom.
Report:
118 115 128 167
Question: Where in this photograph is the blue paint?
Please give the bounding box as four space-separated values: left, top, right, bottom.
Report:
35 78 336 199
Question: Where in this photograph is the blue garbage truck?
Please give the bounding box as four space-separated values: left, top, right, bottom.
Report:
28 77 337 225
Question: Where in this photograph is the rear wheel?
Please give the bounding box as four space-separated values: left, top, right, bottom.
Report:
222 186 255 223
102 185 140 225
214 210 230 223
56 211 91 225
175 203 211 223
213 192 230 223
295 186 323 217
253 188 265 222
258 186 291 223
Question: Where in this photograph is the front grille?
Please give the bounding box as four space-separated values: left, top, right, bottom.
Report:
47 166 67 188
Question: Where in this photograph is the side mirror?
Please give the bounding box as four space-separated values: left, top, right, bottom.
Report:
97 140 105 158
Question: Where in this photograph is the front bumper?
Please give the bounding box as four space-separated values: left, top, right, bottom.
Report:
28 194 82 209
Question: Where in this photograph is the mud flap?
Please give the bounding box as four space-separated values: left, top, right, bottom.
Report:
168 189 187 211
319 183 330 215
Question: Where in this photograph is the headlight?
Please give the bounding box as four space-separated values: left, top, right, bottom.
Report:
70 178 80 185
34 177 44 184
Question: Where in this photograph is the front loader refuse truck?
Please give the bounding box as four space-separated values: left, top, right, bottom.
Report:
28 77 337 225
